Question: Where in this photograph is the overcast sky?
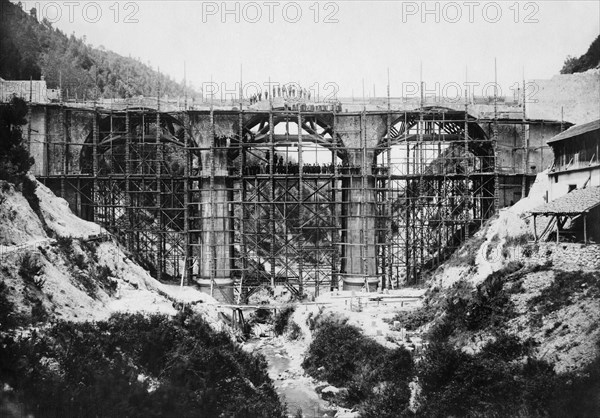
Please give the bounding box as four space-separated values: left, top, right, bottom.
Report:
16 1 600 98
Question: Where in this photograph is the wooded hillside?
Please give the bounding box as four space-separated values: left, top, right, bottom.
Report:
0 0 194 100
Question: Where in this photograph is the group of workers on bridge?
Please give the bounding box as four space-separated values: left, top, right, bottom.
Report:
236 161 376 176
248 84 312 104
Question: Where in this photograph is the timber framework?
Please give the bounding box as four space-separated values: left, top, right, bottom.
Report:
24 100 566 302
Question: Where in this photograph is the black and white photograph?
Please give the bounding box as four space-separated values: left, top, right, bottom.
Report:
0 0 599 416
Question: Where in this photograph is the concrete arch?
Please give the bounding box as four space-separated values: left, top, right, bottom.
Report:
381 107 491 157
241 113 349 161
79 108 187 174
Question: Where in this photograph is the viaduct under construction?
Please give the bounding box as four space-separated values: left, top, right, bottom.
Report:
24 97 566 302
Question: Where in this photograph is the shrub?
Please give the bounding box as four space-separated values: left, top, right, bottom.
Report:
0 281 16 331
75 272 97 296
302 318 413 412
19 254 45 289
30 299 48 323
81 239 99 262
56 236 73 255
303 319 378 386
486 233 500 258
287 321 302 340
273 305 295 335
0 97 34 182
528 270 600 319
73 253 88 270
389 303 436 331
91 265 117 294
416 333 600 418
0 312 286 418
420 335 530 416
57 237 92 272
505 232 535 247
442 262 524 333
522 243 538 258
21 176 39 212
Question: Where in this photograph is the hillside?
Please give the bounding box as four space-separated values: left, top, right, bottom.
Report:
0 176 288 417
385 172 600 416
426 172 600 373
0 0 194 99
0 176 218 324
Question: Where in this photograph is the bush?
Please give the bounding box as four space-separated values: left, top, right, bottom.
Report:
528 270 600 320
30 299 48 323
19 254 45 289
416 333 600 418
287 321 302 340
92 265 117 294
302 318 413 412
56 236 73 255
75 272 97 296
389 303 436 331
73 253 88 270
0 281 16 331
0 97 34 182
21 176 39 212
81 239 99 262
303 319 379 386
0 312 286 418
505 232 535 247
439 262 524 335
273 305 295 335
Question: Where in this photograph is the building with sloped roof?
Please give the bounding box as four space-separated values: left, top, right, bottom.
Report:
531 186 600 243
547 119 600 200
530 120 600 243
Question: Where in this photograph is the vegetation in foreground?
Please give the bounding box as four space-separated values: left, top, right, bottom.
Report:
0 303 286 418
417 332 600 417
303 264 600 417
302 316 414 417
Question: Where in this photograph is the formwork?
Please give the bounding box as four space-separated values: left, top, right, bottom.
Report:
29 96 526 302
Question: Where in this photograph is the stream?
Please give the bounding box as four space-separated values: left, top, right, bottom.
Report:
244 338 338 418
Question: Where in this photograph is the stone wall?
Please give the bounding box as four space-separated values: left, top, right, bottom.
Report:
528 70 600 125
526 242 600 271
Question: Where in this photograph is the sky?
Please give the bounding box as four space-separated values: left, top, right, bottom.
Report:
13 0 600 98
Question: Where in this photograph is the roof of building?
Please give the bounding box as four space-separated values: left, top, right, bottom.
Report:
530 186 600 215
547 119 600 144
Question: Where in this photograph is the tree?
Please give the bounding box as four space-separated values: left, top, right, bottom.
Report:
560 34 600 74
560 56 579 74
0 97 33 182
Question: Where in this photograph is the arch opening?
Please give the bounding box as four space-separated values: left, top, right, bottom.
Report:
78 110 188 281
233 116 345 300
374 108 496 285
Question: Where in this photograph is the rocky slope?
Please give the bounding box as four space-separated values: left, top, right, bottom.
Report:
0 176 219 327
423 172 600 373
